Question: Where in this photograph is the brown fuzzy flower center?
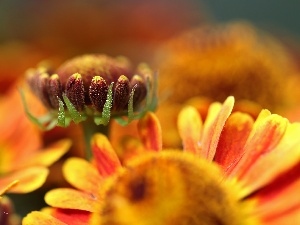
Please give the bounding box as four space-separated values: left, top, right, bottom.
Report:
96 151 257 225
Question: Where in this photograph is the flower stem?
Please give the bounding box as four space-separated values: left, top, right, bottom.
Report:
81 118 109 160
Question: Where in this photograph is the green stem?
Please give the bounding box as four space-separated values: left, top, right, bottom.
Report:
81 118 110 160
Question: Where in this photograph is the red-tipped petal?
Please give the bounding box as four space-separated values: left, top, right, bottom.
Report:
63 157 102 194
177 106 202 154
91 133 121 177
138 112 162 151
45 188 97 212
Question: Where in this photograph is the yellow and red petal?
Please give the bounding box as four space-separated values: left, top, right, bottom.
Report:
254 162 300 224
231 114 288 181
238 123 300 195
137 112 162 152
201 96 234 160
0 166 48 194
177 106 202 154
91 133 121 177
45 188 98 212
23 211 67 225
63 157 102 194
214 112 254 175
17 139 71 169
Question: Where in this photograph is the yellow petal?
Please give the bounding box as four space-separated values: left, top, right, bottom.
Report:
91 133 121 177
201 96 234 160
138 112 162 151
177 106 202 154
63 157 102 194
0 166 48 194
45 188 97 212
23 211 67 225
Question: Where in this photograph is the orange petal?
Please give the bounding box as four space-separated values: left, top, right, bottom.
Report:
63 157 102 194
23 211 67 225
91 133 121 177
214 112 254 175
177 106 202 154
137 112 162 151
16 139 71 169
239 123 300 195
231 114 288 181
45 188 97 212
201 96 234 160
0 166 48 193
254 163 300 223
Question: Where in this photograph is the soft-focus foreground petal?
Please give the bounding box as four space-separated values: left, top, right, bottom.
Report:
240 122 300 195
0 166 48 194
45 188 97 212
63 157 102 194
200 96 234 160
137 112 162 151
178 106 202 154
231 114 288 188
23 211 67 225
254 162 300 224
91 134 122 177
214 112 254 175
17 139 71 169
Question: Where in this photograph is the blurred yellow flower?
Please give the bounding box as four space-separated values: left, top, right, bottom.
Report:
154 22 300 148
155 22 300 112
23 96 300 225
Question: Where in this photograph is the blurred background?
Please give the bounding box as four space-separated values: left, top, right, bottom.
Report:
1 0 300 219
0 0 299 88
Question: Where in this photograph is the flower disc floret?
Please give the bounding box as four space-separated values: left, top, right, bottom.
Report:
24 54 156 129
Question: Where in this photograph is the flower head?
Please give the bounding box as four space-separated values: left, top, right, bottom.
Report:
24 54 156 129
22 96 300 224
